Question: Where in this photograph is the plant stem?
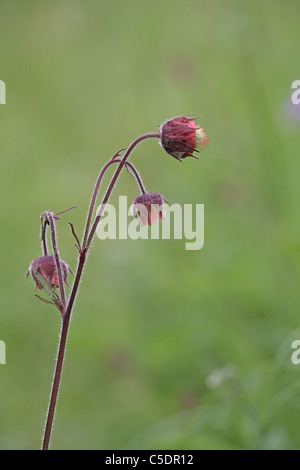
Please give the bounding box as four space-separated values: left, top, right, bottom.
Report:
40 214 48 256
82 149 124 250
41 248 86 450
87 132 160 247
124 161 146 195
42 314 69 449
46 211 66 313
81 154 146 249
41 131 160 450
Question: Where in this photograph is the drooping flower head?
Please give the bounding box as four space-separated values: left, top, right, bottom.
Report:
159 115 209 160
27 255 69 290
131 192 166 227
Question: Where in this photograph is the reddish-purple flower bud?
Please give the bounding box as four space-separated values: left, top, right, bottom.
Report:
131 192 166 227
27 255 68 290
159 115 209 160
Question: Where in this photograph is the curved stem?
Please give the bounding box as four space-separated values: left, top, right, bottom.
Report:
46 211 66 313
87 132 159 247
40 214 48 256
82 156 146 250
124 161 146 194
82 149 125 250
41 131 160 450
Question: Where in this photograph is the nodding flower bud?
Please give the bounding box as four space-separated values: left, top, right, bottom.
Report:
131 192 166 227
26 255 69 290
159 115 209 161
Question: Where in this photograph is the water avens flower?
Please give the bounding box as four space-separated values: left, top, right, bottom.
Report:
27 255 69 290
131 192 166 226
159 115 209 160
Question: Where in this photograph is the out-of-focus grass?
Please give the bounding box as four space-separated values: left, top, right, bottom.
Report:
1 0 300 450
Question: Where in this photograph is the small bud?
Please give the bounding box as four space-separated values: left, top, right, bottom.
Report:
26 255 68 290
159 115 209 160
131 192 166 226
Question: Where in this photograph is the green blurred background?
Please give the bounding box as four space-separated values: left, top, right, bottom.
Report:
1 0 300 450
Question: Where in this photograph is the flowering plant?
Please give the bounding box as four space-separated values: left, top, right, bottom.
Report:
26 116 208 449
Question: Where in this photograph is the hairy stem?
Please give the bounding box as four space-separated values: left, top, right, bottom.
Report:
87 132 159 247
46 211 66 313
42 314 69 449
40 214 48 256
82 149 124 250
41 248 86 450
124 161 146 194
82 158 146 249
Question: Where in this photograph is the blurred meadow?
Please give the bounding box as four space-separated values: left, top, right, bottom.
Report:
1 0 300 450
